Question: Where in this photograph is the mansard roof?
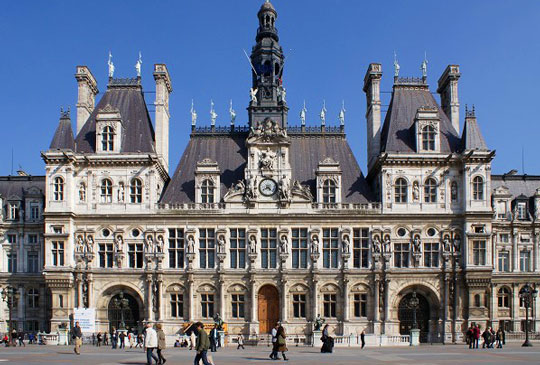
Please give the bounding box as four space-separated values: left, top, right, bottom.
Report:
74 79 155 154
0 176 45 200
380 79 461 154
492 174 540 199
49 112 75 150
460 114 487 151
160 128 373 204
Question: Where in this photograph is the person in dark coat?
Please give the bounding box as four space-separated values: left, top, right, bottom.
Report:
276 325 288 361
473 325 480 349
72 322 83 355
209 325 218 352
321 325 334 353
361 330 366 349
193 322 211 365
156 323 167 364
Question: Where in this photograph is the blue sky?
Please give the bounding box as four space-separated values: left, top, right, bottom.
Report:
1 0 539 176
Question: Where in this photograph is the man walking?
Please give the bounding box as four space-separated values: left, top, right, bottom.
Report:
361 330 366 349
72 321 83 355
193 322 211 365
156 323 167 364
143 323 159 365
269 323 280 360
119 331 126 349
210 325 218 352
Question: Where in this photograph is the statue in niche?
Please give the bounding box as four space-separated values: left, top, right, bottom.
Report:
279 175 290 200
217 235 226 254
115 235 123 253
259 148 277 170
76 235 85 253
413 181 419 201
279 235 289 254
372 236 382 254
453 237 461 253
443 236 451 253
311 235 320 255
145 235 154 253
383 236 392 254
249 235 257 254
156 235 164 253
413 236 422 254
86 235 94 254
342 234 350 254
187 235 195 254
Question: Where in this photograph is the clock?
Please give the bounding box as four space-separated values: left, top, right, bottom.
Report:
259 178 277 196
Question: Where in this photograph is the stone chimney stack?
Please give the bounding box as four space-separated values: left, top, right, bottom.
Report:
363 63 382 171
153 64 173 174
437 65 461 133
75 66 98 135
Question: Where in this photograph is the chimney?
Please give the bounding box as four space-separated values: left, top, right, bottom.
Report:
363 63 382 171
437 65 461 133
75 66 98 135
153 64 173 174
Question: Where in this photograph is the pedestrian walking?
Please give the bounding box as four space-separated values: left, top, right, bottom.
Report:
136 333 144 348
143 323 159 365
210 324 218 352
321 324 333 353
18 332 25 347
92 333 96 346
193 322 212 365
496 328 503 348
104 332 109 346
119 331 126 349
190 327 197 351
269 323 280 360
72 321 83 355
156 323 167 364
276 325 288 361
361 330 366 349
473 325 480 349
237 333 245 350
97 332 102 347
111 328 118 349
128 331 134 348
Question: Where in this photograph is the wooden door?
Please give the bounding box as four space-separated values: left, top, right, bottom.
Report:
258 285 280 334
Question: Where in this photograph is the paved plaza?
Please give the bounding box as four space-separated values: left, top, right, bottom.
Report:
0 344 538 364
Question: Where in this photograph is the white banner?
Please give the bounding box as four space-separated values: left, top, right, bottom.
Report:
73 308 96 334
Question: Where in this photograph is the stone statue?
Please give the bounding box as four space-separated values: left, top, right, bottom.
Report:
413 181 419 201
393 51 400 77
76 235 85 253
115 235 123 253
280 235 289 254
229 100 236 125
108 51 115 78
451 182 458 201
319 100 327 125
311 235 320 255
213 313 224 330
217 235 226 254
157 235 164 253
453 237 461 253
338 101 346 126
135 51 142 77
250 88 258 103
300 101 307 125
313 314 325 331
279 175 290 200
210 100 218 126
342 234 350 254
86 235 94 254
187 235 195 254
259 148 276 170
421 52 428 78
145 235 154 253
443 236 451 252
372 235 382 253
190 100 197 126
278 86 287 102
249 235 257 254
383 237 391 254
413 236 422 254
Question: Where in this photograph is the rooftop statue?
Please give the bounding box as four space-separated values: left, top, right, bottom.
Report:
108 51 115 78
300 101 307 125
190 100 197 126
135 52 142 77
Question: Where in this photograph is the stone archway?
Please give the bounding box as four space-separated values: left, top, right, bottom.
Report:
107 291 142 333
398 292 430 342
258 285 280 334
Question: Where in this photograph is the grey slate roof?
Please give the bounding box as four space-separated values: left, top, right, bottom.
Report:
0 176 45 200
49 114 75 150
492 175 540 198
380 84 461 153
160 131 373 204
461 116 487 151
74 81 155 153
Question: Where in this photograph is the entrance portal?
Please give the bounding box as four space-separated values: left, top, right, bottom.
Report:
107 292 141 333
258 285 280 334
398 292 430 342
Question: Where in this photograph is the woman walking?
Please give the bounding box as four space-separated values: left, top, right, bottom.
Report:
276 325 288 361
156 323 167 364
321 324 334 353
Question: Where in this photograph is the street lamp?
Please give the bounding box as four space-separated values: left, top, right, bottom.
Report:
408 291 420 330
1 286 20 346
113 291 130 331
519 283 538 347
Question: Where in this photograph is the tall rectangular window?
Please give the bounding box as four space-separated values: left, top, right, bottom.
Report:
7 253 17 273
498 251 510 272
394 243 410 268
472 240 486 265
323 294 337 318
230 229 246 269
201 294 214 318
353 293 367 317
353 228 369 268
292 294 306 318
51 241 64 266
231 294 245 319
7 234 16 244
291 228 308 269
8 204 19 220
27 252 38 273
261 228 277 269
170 294 183 318
517 203 527 220
199 229 216 269
322 228 339 269
423 242 439 267
168 229 185 269
30 204 40 220
128 243 144 268
28 234 38 245
99 243 114 268
520 250 531 272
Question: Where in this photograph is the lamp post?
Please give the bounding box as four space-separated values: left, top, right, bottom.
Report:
408 291 420 330
519 283 538 347
113 291 130 331
1 286 20 346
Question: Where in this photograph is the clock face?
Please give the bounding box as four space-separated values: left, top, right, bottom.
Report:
259 179 277 196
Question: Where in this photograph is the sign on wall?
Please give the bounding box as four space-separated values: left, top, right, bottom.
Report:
73 308 96 334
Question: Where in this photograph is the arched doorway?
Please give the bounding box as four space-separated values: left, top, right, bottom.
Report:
398 292 430 342
107 292 141 333
258 285 280 334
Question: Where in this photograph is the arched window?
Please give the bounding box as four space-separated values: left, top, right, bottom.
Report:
421 125 436 151
451 181 458 202
498 287 510 308
424 178 437 203
322 179 337 203
102 126 114 152
473 176 484 200
53 177 64 201
201 179 215 204
78 183 86 202
130 178 142 204
28 288 39 308
101 179 113 203
394 178 408 203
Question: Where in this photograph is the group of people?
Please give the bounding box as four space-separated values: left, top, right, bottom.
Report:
92 329 144 349
2 330 36 346
466 324 506 349
269 323 288 361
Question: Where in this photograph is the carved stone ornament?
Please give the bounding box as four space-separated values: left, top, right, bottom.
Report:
248 117 288 143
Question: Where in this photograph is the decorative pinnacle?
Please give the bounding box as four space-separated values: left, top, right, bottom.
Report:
60 107 71 119
465 104 476 118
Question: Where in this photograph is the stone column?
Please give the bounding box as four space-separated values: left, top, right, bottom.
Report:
146 275 153 322
250 278 258 323
157 277 164 321
311 278 319 320
280 279 288 324
490 284 498 328
76 276 82 308
219 277 225 321
373 277 380 323
534 233 539 272
511 283 520 331
188 276 194 321
343 277 350 323
17 286 25 331
512 230 518 272
87 274 94 309
383 279 390 327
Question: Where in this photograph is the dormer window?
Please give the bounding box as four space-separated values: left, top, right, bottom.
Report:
101 179 113 203
201 179 215 204
53 177 64 201
195 159 220 204
395 178 408 203
517 202 527 220
8 203 19 220
130 178 143 204
102 126 114 151
316 158 342 204
421 125 436 151
472 176 484 200
424 178 437 203
322 179 337 203
415 107 440 153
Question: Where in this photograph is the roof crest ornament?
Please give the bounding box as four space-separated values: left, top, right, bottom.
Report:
191 100 197 127
229 100 236 126
339 101 346 126
320 100 327 126
60 107 71 119
421 51 428 78
210 100 218 126
465 104 476 118
135 52 142 78
300 100 307 126
394 51 400 78
108 51 115 78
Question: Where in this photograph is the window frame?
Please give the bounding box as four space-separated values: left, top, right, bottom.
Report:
230 228 246 269
424 178 437 203
421 125 436 151
129 178 143 204
353 293 368 318
200 293 215 319
292 293 307 318
53 177 64 201
201 179 215 204
199 228 216 269
102 125 115 152
322 228 339 269
472 176 484 201
101 179 113 203
170 293 184 319
231 294 245 319
168 229 185 269
353 228 370 269
394 178 408 203
51 241 64 266
291 228 308 269
261 228 277 269
322 179 337 203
